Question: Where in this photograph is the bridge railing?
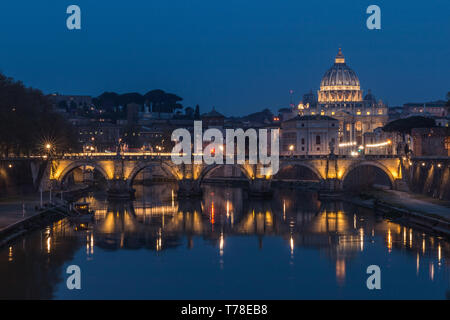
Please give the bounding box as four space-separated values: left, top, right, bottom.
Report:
1 153 402 161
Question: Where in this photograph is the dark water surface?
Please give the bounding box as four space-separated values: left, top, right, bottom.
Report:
1 184 449 299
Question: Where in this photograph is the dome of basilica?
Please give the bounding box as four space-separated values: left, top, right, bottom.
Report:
317 48 363 103
320 48 360 88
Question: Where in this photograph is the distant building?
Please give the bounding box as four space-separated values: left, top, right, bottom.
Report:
278 107 296 122
127 103 140 126
388 106 403 121
411 127 450 156
201 108 225 129
48 94 92 112
433 116 449 128
77 122 122 152
403 101 447 118
280 115 339 156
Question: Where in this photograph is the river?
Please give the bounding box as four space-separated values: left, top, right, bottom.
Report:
1 184 449 299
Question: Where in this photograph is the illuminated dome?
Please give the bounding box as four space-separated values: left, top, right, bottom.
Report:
318 48 363 103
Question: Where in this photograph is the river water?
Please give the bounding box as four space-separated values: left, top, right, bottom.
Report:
1 184 449 299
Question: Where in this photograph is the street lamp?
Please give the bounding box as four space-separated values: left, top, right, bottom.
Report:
288 144 294 156
45 143 53 157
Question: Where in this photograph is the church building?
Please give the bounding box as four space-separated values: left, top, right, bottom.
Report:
295 48 389 152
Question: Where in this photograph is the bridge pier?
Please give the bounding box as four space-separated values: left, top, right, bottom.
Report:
318 178 342 199
177 179 203 198
248 178 273 198
320 178 341 191
107 179 135 200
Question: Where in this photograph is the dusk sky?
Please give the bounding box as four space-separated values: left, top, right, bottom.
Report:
0 0 448 116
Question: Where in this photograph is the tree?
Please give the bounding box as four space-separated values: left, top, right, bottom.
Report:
97 92 119 111
383 116 436 135
92 89 185 120
164 93 183 113
0 72 80 156
144 89 165 113
117 92 144 108
194 104 200 120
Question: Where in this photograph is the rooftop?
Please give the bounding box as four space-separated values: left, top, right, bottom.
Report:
284 115 338 122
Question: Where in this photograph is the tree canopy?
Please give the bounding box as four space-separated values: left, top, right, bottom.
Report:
382 116 436 134
0 73 79 156
93 89 183 115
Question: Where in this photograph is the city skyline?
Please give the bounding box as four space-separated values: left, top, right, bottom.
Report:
0 0 449 116
1 0 450 303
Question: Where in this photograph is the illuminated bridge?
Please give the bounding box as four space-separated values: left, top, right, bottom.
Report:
25 152 409 199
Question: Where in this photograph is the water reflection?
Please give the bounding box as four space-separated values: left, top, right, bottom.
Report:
1 184 449 299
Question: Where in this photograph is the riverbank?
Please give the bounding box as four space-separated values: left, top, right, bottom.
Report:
344 189 450 238
0 185 92 248
0 204 68 248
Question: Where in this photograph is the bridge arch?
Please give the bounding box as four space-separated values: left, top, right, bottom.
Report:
126 161 181 187
341 161 395 190
275 162 324 181
56 160 110 187
57 160 111 185
197 163 253 185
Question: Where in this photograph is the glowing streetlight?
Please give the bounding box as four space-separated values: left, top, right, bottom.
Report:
288 144 295 156
45 143 51 150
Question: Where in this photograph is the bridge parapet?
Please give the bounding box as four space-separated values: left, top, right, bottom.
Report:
31 153 407 199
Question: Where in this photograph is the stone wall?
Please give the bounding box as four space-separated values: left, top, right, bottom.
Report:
409 161 450 200
0 161 35 196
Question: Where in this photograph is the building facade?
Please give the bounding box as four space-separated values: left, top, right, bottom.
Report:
281 115 339 156
411 127 450 156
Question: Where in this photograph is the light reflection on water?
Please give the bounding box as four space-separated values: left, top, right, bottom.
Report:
1 184 449 299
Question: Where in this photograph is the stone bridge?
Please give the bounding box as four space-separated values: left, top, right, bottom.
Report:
37 153 406 199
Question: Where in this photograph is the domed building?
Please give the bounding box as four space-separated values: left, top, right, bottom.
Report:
297 48 389 150
318 48 362 103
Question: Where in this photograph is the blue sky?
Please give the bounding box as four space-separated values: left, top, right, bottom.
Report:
0 0 448 116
